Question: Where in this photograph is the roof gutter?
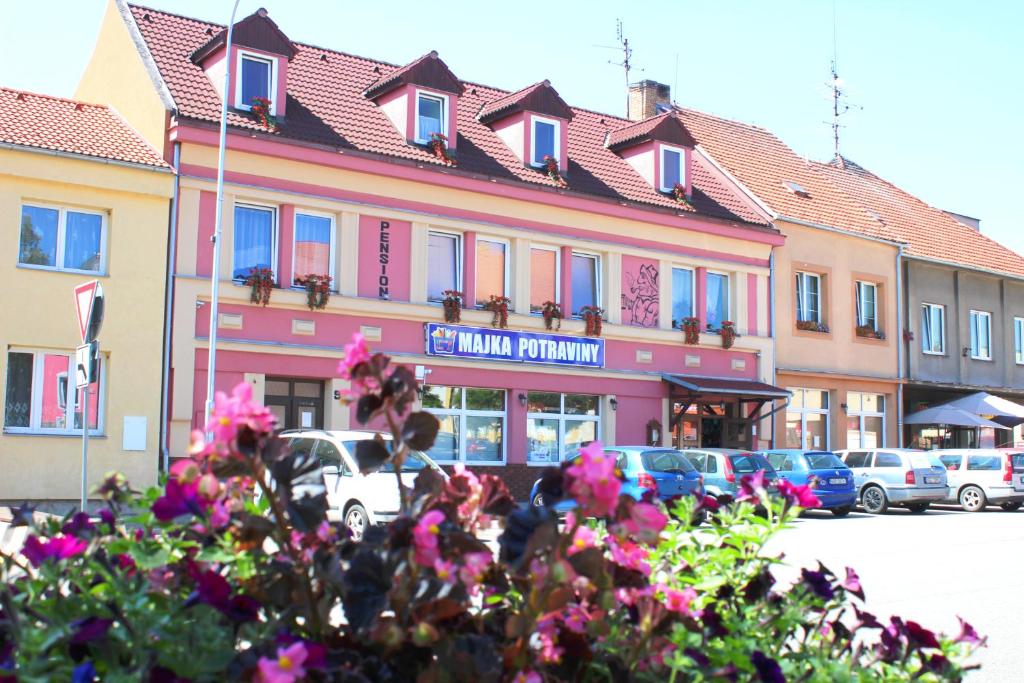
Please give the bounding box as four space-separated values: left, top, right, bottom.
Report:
159 141 181 473
896 243 905 447
775 214 904 247
0 141 171 173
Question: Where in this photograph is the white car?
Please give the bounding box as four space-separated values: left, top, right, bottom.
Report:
277 429 447 540
932 449 1024 512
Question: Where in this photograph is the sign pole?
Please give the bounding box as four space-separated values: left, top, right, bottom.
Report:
80 380 89 512
74 281 103 513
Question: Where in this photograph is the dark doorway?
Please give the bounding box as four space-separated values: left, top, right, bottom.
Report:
265 377 324 431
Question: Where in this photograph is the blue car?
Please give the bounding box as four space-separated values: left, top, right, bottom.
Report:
761 449 858 516
529 446 704 513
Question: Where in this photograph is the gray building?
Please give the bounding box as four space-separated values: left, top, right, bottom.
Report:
816 158 1024 448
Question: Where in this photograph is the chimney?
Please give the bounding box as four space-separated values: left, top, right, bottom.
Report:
628 80 671 121
943 210 981 232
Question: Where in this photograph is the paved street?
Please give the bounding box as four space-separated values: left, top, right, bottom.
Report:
764 505 1024 681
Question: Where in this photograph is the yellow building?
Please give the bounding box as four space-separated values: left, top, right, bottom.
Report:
0 88 173 506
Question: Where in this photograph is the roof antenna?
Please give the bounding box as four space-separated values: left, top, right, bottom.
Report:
595 19 642 117
828 0 860 164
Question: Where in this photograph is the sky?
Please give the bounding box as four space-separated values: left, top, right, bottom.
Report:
2 0 1021 253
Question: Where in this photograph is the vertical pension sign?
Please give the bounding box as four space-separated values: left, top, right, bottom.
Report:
73 281 104 511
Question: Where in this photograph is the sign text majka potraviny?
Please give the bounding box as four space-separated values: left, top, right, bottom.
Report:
425 323 605 368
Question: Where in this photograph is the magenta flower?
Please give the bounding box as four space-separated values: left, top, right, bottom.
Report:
617 502 668 544
511 672 542 683
842 566 864 599
61 512 95 538
337 333 371 380
152 474 205 521
434 558 458 585
562 603 591 634
955 616 984 646
256 641 308 683
606 535 651 576
737 470 767 502
566 441 621 517
459 552 492 592
412 509 445 566
777 479 821 509
21 534 88 567
207 382 276 445
661 586 698 615
567 515 597 556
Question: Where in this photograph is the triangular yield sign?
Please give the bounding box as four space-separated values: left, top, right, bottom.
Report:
74 281 98 342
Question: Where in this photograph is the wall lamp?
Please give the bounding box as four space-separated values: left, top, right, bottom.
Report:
610 396 618 411
518 393 527 407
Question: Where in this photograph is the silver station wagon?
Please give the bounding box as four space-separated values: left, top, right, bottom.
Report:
932 449 1024 512
835 448 948 514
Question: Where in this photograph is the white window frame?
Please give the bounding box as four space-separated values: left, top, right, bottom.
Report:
706 270 731 327
290 210 336 288
970 309 992 360
18 203 108 275
570 251 602 317
921 302 946 356
423 386 507 465
474 236 511 306
856 281 878 330
847 392 886 449
234 50 278 114
527 393 602 465
3 348 106 436
529 244 561 313
231 202 279 283
1016 317 1024 365
786 388 830 451
659 144 687 192
795 271 822 323
426 229 463 303
671 266 695 323
529 115 561 167
413 89 449 145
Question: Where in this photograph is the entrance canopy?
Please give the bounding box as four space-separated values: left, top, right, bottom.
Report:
661 375 790 400
663 375 789 450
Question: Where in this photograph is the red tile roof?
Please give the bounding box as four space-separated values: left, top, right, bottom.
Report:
363 51 464 99
477 80 573 124
813 157 1024 278
0 88 168 168
675 107 897 242
125 4 771 229
606 112 696 150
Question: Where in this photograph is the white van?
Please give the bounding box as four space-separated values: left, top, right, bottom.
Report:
932 449 1024 512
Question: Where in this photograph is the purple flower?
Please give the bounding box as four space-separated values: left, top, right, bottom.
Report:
190 569 259 623
904 620 941 650
841 567 864 600
20 534 88 567
98 508 116 532
776 479 821 509
737 470 767 502
71 661 96 683
924 653 950 674
152 478 206 521
750 650 785 682
801 567 834 600
70 617 113 645
853 604 881 629
62 512 95 538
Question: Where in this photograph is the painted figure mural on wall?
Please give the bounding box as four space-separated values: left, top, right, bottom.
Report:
621 256 659 327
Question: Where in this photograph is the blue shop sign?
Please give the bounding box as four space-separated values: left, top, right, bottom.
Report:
425 323 605 368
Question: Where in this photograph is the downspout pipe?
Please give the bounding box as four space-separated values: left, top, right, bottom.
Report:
160 141 181 473
769 248 778 448
896 244 905 447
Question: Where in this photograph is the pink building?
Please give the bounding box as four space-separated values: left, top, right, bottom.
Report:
83 3 785 497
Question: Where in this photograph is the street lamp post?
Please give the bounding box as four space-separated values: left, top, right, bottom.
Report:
204 0 243 436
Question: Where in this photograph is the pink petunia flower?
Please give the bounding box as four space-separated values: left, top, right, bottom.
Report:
776 479 821 509
661 586 698 615
337 333 371 380
412 509 445 566
20 534 88 567
566 442 621 517
256 641 308 683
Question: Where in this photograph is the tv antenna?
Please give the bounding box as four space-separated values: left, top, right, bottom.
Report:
827 0 860 160
594 19 642 117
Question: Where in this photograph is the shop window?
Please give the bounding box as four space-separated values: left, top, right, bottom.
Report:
784 388 829 450
236 51 275 112
846 392 885 449
414 91 447 144
921 303 945 355
4 350 103 434
706 272 730 330
795 272 821 324
19 204 105 274
526 391 600 464
292 212 334 284
529 246 559 312
475 238 509 307
856 281 878 330
671 267 693 328
421 386 505 463
571 252 600 316
233 204 277 280
970 310 992 360
427 231 461 302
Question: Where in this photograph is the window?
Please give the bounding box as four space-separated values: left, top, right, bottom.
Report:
938 454 962 470
527 392 600 464
292 212 334 284
921 303 946 355
766 453 795 472
970 310 992 360
421 386 505 463
414 91 446 144
671 267 694 328
846 392 885 449
855 281 878 330
706 272 730 329
967 455 1001 471
475 238 509 307
571 252 600 315
4 350 103 434
426 231 461 302
660 146 686 192
844 451 870 469
1015 317 1024 364
237 52 274 111
784 388 829 450
530 246 560 312
530 116 559 166
795 272 821 324
19 204 105 273
232 204 276 280
875 452 901 468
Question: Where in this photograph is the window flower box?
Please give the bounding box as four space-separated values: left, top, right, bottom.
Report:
856 325 886 340
796 320 829 333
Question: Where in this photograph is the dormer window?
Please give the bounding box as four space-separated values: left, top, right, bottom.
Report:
236 50 278 113
414 91 447 144
530 116 560 166
660 145 687 192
